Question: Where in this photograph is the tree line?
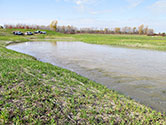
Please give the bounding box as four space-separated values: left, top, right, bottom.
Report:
2 21 165 36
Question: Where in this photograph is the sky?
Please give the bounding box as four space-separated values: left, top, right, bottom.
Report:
0 0 166 32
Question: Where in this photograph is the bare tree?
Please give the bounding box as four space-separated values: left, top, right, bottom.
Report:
3 22 155 35
138 24 144 34
115 27 121 34
133 27 137 34
147 29 154 35
144 26 149 35
50 20 58 31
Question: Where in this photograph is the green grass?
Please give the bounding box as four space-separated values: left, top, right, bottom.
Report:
0 29 166 124
1 28 166 50
74 33 166 51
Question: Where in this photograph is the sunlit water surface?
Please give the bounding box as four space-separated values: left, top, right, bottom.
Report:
7 41 166 112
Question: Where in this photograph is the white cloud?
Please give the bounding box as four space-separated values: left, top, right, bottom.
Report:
90 9 112 15
126 0 144 8
65 0 100 11
149 0 166 14
64 0 104 15
75 0 82 5
64 0 98 5
74 0 91 5
58 0 107 14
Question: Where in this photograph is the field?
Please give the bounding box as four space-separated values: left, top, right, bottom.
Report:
0 29 166 124
1 29 166 51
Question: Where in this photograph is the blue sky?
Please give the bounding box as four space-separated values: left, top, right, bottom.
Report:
0 0 166 32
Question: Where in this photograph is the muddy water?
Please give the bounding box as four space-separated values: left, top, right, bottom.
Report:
7 41 166 112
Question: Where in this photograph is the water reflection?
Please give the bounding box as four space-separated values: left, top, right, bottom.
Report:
7 41 166 112
51 42 57 46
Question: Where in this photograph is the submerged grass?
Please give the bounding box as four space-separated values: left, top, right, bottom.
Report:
0 29 166 124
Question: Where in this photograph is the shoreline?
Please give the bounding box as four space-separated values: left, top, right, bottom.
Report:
6 41 166 113
0 33 166 124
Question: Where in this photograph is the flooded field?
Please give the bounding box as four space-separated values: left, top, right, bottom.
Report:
7 41 166 112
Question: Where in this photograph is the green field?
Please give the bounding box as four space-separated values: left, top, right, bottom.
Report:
0 29 166 124
1 29 166 51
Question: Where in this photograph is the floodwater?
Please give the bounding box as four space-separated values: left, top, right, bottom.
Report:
7 41 166 112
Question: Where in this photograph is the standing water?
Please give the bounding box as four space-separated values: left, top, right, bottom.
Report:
7 42 166 112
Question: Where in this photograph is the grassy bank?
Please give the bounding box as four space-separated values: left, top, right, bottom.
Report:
0 29 166 124
1 29 166 51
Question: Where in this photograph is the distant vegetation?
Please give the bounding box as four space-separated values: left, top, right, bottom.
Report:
4 20 165 36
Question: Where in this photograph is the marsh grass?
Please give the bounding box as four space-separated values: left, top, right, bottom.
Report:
0 29 166 124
